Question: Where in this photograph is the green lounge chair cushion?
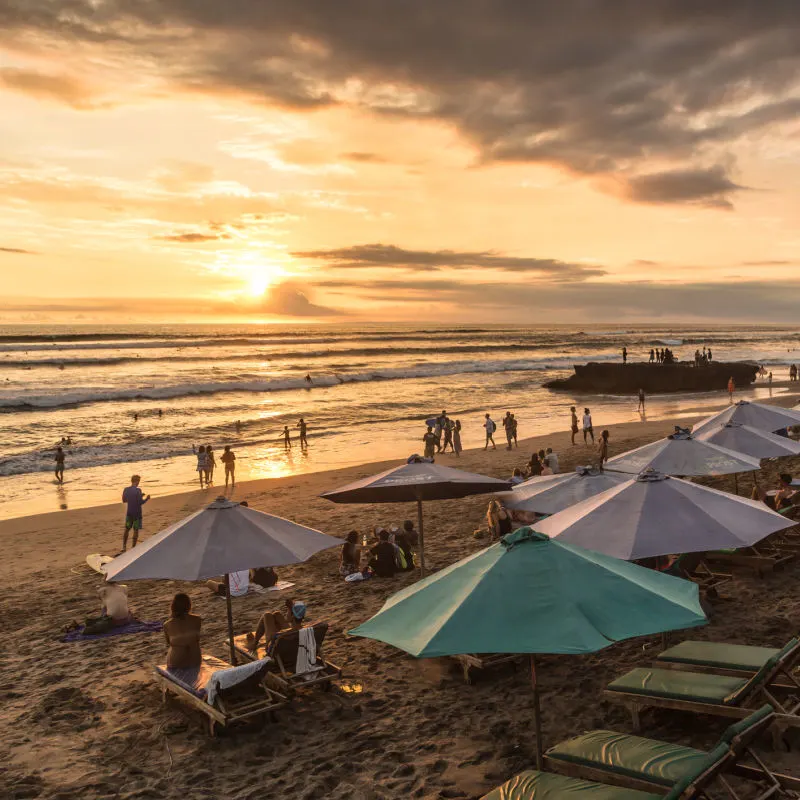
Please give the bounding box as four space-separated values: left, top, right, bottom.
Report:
607 668 748 704
720 704 774 745
662 745 729 800
546 730 707 787
657 641 779 672
480 770 662 800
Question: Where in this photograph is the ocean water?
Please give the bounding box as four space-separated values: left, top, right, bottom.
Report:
1 323 798 520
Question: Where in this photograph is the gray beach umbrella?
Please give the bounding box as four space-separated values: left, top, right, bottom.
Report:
104 497 342 663
535 470 794 561
692 400 800 437
497 466 630 516
605 427 761 476
695 422 800 460
321 461 512 576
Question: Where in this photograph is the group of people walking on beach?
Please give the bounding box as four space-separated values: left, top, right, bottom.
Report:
422 411 463 458
192 444 236 489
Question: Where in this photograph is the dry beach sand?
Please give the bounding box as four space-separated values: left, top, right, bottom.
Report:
2 394 800 800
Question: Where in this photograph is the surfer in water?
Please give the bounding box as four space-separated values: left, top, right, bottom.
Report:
122 474 150 552
304 374 312 385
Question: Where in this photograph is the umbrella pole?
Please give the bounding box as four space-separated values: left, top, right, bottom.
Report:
417 499 426 578
225 573 237 666
531 655 543 770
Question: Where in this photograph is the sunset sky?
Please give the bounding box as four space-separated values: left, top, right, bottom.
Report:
1 2 799 323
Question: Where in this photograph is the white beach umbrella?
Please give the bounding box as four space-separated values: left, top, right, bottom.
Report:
104 497 342 663
604 427 761 476
695 422 800 460
497 466 629 515
535 470 794 560
692 400 800 437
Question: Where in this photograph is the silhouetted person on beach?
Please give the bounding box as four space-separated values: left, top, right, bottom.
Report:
649 349 655 363
282 426 292 449
484 413 496 450
54 446 65 483
122 474 150 552
637 388 646 413
622 346 627 364
192 445 207 488
304 374 312 385
158 409 163 418
598 430 609 471
570 406 579 445
235 420 242 433
727 376 736 402
297 418 308 447
442 417 454 453
453 419 462 456
221 445 236 490
582 408 594 443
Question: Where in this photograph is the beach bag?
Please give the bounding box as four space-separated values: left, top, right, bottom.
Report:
396 547 408 570
83 614 114 635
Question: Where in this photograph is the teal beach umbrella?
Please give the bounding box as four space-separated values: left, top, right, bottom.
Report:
350 527 706 767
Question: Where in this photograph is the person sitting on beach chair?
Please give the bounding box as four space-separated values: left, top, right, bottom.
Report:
248 598 306 654
164 593 202 669
751 473 795 512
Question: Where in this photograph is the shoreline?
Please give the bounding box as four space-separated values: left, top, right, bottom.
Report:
2 381 798 522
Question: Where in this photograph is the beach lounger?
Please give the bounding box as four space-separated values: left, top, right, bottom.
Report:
704 542 795 576
545 704 800 795
153 654 287 735
451 653 523 684
603 639 800 741
655 638 800 686
229 622 342 694
665 552 731 598
480 771 663 800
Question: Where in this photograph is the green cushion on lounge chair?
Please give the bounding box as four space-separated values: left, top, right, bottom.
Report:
546 730 707 787
657 641 779 672
720 704 774 744
726 638 800 704
607 668 748 704
662 745 729 800
480 770 662 800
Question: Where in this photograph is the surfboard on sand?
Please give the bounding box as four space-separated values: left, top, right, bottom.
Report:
86 553 113 574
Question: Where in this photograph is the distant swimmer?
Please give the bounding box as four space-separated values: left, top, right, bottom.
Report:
133 412 139 422
235 420 242 433
158 408 163 418
281 426 292 449
304 374 312 384
54 446 65 483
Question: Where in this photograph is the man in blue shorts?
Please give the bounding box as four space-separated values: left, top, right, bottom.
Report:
122 474 150 552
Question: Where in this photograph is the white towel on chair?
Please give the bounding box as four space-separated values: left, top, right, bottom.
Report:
296 627 322 681
205 657 270 705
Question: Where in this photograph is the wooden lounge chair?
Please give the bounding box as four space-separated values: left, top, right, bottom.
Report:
655 637 800 686
153 654 287 736
704 542 795 576
603 639 800 742
544 704 800 796
229 621 342 695
665 552 731 599
451 653 523 684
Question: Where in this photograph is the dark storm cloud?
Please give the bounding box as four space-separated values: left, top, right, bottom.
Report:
619 166 748 209
0 246 37 254
3 1 799 208
294 243 605 279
